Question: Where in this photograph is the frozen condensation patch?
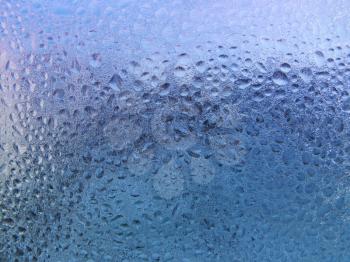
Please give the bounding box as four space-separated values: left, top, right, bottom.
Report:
153 158 185 199
103 116 143 151
190 156 216 185
151 108 197 150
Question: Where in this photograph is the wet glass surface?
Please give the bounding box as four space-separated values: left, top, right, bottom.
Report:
1 1 350 261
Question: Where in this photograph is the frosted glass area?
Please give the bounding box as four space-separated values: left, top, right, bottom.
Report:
1 1 350 261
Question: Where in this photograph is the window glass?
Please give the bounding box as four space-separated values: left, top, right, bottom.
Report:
1 1 350 261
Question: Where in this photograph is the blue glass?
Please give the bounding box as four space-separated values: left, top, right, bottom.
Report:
1 0 350 261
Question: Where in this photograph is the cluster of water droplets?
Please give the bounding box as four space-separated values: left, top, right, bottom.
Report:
1 0 350 261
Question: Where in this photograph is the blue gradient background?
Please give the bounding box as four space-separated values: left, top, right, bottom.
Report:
1 1 350 261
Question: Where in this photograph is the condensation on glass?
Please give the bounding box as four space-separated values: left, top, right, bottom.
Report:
1 0 350 261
